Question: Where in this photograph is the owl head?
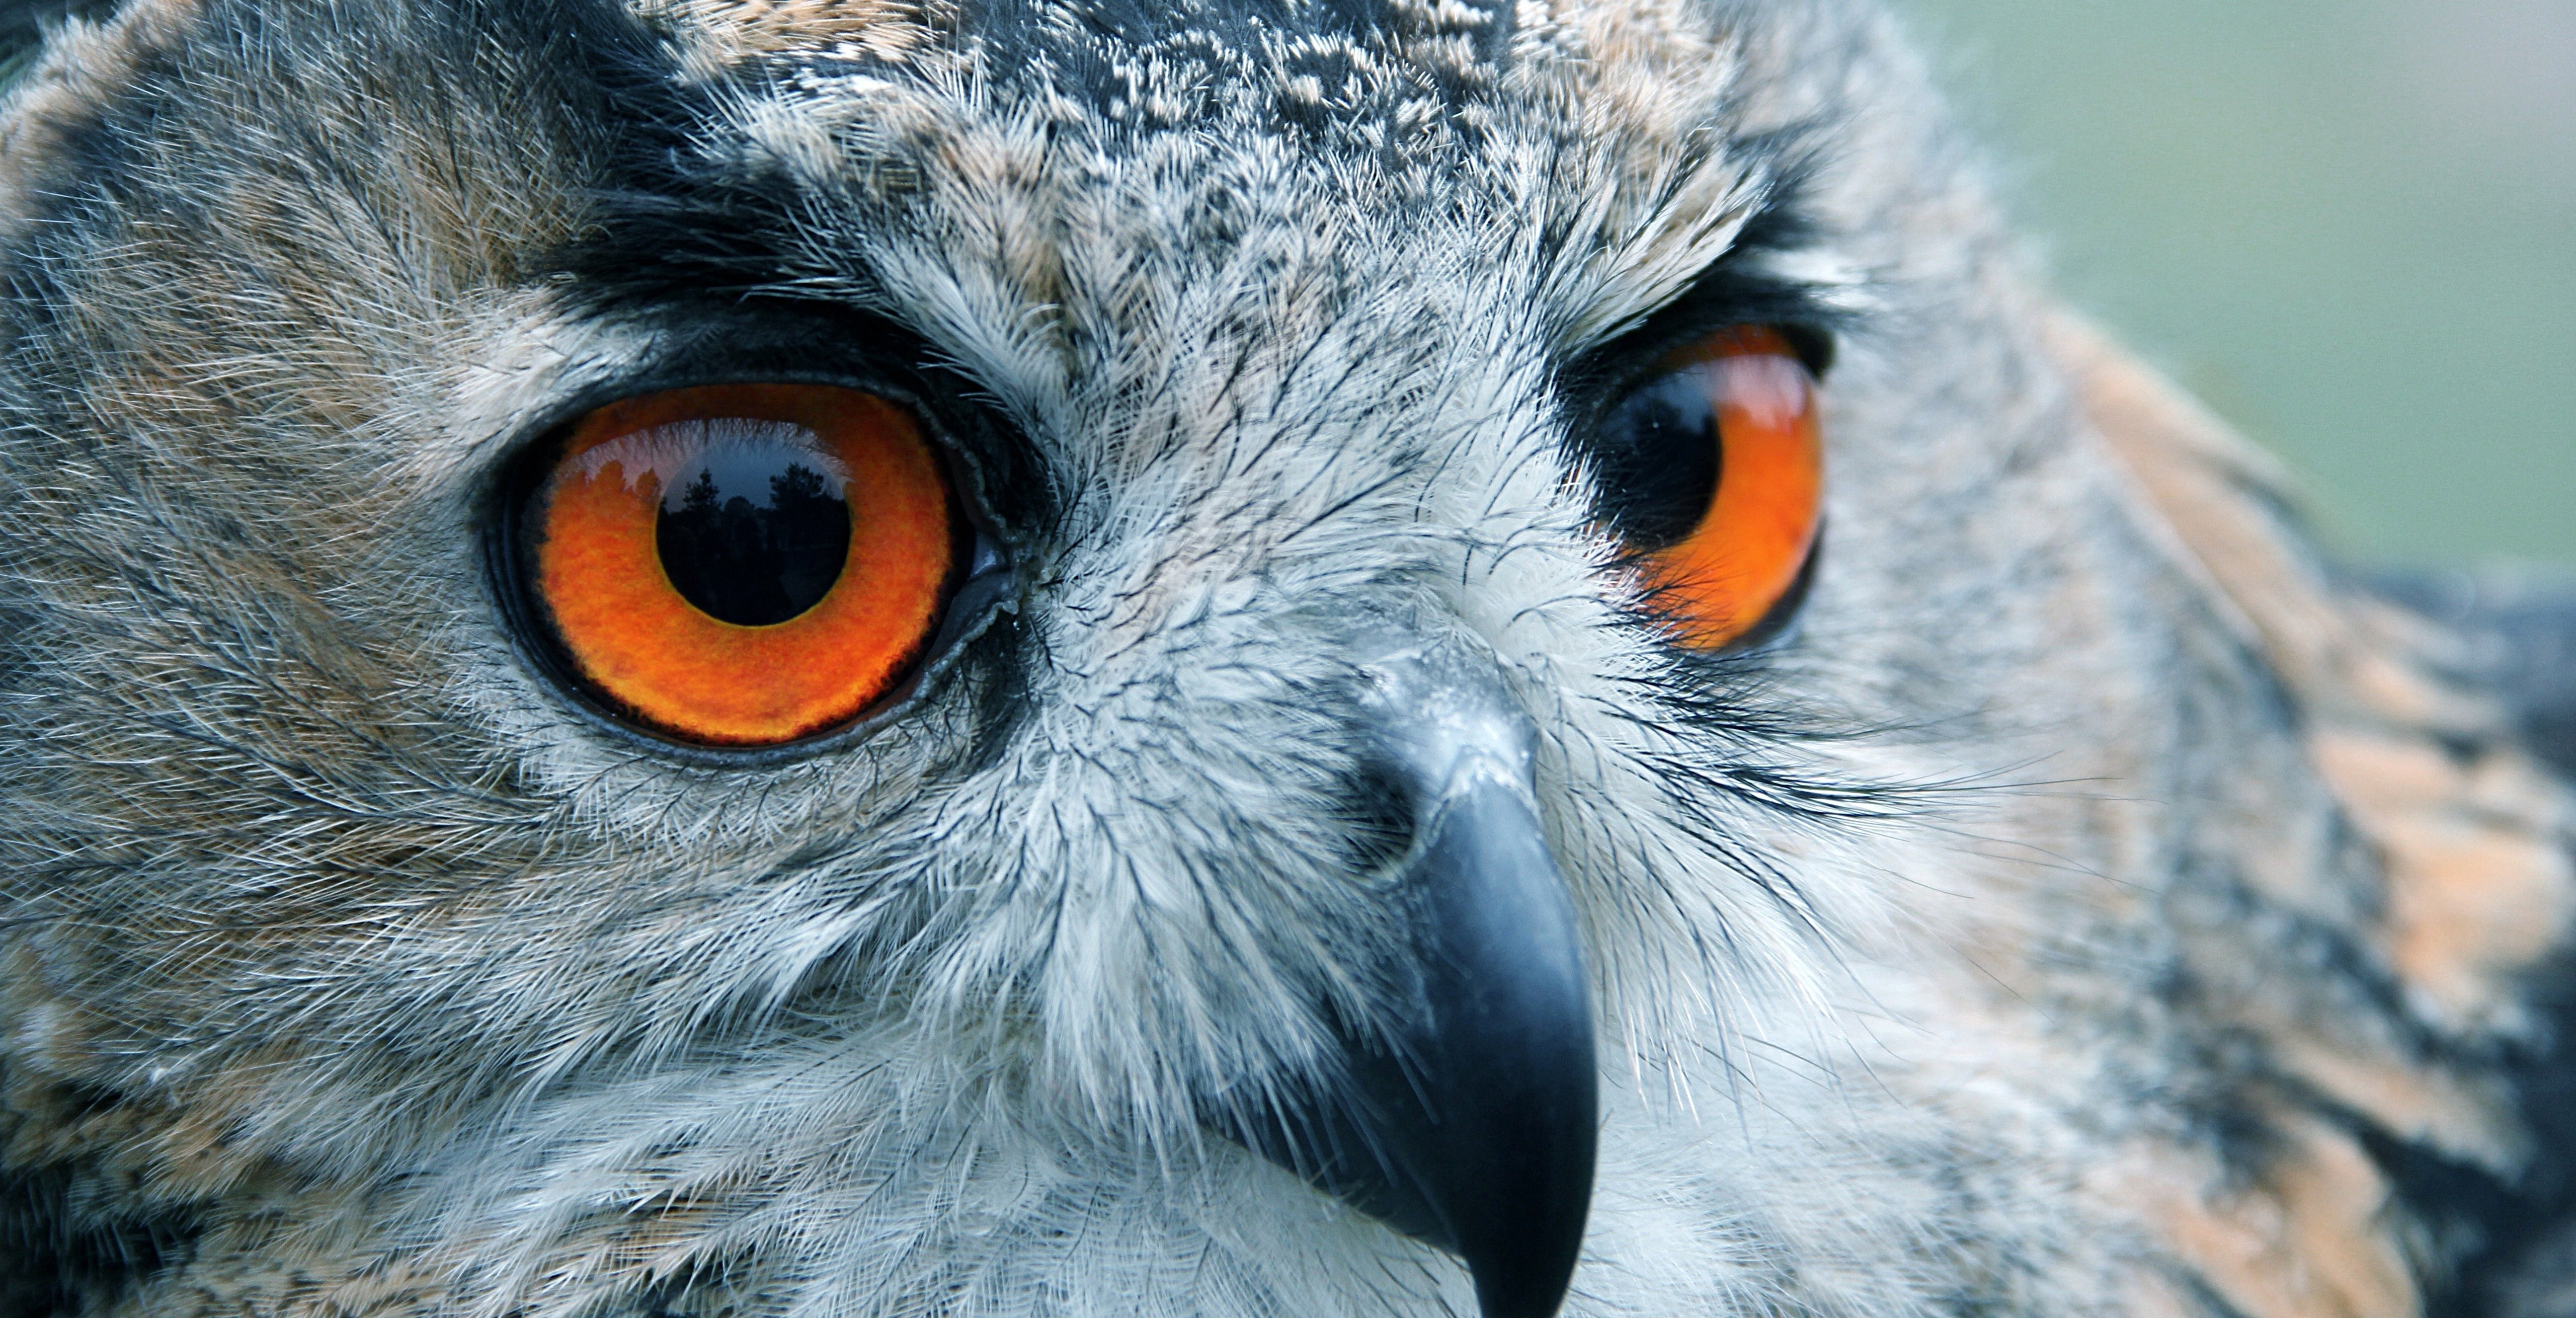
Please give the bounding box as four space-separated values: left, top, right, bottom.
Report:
0 1 2568 1317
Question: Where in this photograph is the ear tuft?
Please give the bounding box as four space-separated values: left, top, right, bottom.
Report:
0 0 123 90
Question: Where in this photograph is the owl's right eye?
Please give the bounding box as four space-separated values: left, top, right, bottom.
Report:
504 383 965 748
1590 325 1824 650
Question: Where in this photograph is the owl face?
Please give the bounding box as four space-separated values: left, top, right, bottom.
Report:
7 1 2522 1317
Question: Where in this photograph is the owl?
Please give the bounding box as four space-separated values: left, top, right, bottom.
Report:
0 0 2569 1316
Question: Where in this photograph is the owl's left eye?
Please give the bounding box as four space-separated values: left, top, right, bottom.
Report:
501 382 969 748
1589 325 1824 650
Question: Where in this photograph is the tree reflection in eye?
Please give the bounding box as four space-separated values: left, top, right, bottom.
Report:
655 447 854 628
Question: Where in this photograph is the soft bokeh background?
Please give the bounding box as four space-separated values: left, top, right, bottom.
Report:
1893 0 2574 570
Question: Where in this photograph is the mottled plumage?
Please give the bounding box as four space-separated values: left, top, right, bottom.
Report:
0 1 2568 1316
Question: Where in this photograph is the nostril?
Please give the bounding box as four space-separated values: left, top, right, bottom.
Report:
1340 762 1418 876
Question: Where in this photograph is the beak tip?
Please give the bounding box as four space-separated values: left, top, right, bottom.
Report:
1447 1073 1596 1318
1461 1218 1589 1318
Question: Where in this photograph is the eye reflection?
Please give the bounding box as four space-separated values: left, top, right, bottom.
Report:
650 429 854 627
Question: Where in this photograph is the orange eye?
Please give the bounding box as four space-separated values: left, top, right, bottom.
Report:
1591 326 1823 649
517 383 959 746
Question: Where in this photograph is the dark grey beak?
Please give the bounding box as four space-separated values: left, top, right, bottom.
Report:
1228 634 1597 1318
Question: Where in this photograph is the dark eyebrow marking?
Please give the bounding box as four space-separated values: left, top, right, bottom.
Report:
0 0 119 90
496 0 900 321
1560 153 1849 404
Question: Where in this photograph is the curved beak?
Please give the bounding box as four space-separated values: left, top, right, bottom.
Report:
1228 634 1597 1318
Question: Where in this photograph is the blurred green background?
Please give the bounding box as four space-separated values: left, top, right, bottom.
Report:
1893 0 2574 569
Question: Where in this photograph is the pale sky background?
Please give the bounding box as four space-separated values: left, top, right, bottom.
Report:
1893 0 2575 569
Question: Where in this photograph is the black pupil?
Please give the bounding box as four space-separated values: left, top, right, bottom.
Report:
1593 369 1721 552
655 432 852 627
